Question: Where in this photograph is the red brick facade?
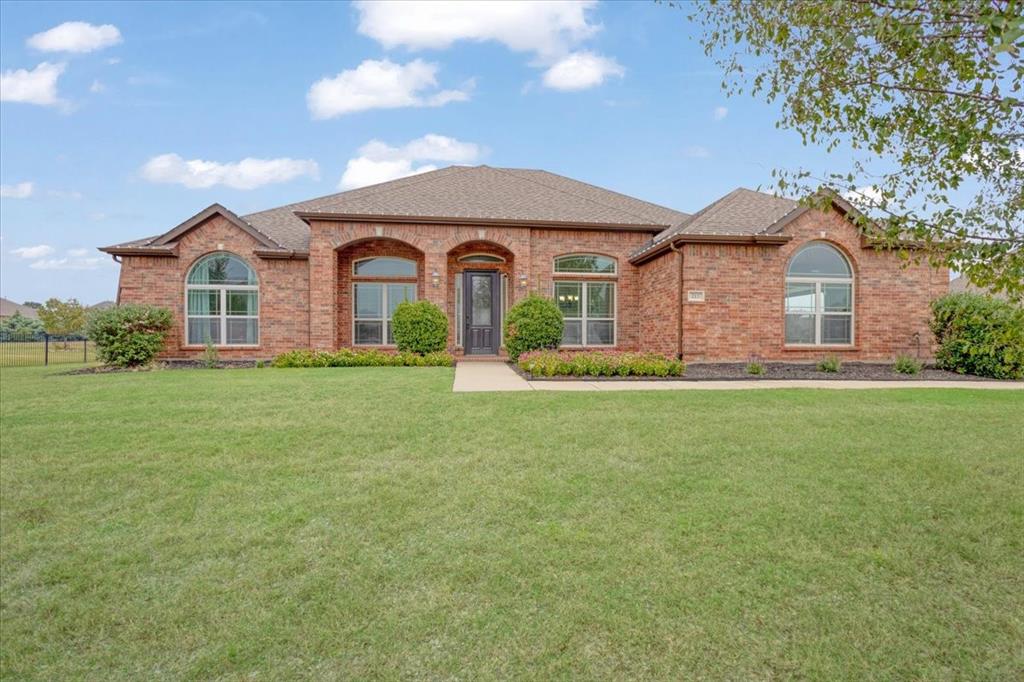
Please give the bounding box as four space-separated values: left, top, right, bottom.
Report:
113 206 947 361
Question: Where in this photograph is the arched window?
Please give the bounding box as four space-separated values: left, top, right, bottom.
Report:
458 253 505 263
353 257 416 277
553 254 617 275
186 253 258 345
785 242 853 345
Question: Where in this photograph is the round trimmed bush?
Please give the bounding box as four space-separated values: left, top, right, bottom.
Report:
391 300 448 354
503 294 563 361
930 292 1023 379
85 304 174 367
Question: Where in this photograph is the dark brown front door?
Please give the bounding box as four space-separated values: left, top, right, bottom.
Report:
464 270 499 355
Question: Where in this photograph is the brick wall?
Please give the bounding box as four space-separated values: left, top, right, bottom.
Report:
639 248 681 356
676 208 948 362
115 215 308 358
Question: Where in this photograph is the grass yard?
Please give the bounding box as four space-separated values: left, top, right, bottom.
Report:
1 366 1022 680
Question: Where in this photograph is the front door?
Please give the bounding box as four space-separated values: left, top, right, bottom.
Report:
464 270 499 355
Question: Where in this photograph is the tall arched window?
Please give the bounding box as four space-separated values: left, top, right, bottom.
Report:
785 242 853 345
553 254 617 346
186 252 259 345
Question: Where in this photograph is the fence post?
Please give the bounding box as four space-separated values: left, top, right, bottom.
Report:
84 338 88 363
44 333 49 366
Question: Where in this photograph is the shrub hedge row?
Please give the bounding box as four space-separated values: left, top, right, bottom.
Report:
930 293 1023 380
518 350 685 377
271 348 454 368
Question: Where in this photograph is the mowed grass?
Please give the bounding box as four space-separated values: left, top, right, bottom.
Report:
1 367 1022 680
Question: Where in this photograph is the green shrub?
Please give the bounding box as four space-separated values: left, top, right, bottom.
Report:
746 362 765 376
202 340 220 369
817 355 842 373
503 294 563 361
271 348 454 368
930 293 1024 380
518 351 684 378
85 304 173 367
391 300 449 354
893 354 922 375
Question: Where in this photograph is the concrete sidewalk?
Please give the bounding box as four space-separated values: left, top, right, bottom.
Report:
452 362 1024 393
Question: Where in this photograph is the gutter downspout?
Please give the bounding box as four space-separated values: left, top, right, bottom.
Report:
669 241 684 360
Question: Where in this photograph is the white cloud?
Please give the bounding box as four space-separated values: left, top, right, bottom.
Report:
140 154 319 190
307 59 470 118
67 248 90 257
0 62 66 107
27 22 122 53
0 182 34 198
354 0 599 59
713 106 728 120
30 255 106 270
11 244 54 259
89 79 106 93
684 146 711 159
541 51 623 91
340 134 482 190
843 185 884 207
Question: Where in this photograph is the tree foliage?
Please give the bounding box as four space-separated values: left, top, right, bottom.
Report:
86 304 174 367
684 0 1024 299
0 312 44 336
37 298 87 337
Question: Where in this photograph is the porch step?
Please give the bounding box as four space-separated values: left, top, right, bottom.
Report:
457 354 510 363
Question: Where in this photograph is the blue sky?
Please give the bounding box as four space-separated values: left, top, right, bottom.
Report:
0 0 838 304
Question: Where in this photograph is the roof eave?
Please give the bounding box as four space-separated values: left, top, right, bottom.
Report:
629 233 793 264
98 244 178 257
294 211 666 233
252 249 310 260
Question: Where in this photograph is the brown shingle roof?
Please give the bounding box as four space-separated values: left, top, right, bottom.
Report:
630 188 802 259
104 166 691 254
0 298 39 319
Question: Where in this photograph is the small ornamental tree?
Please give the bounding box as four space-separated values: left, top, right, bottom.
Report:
391 300 448 354
0 311 44 337
86 304 174 367
38 298 87 339
503 294 563 361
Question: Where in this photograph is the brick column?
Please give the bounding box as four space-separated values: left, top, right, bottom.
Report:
423 249 448 315
308 226 337 349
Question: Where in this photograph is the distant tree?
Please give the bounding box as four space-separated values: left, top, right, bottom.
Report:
21 301 43 310
37 298 87 342
0 312 44 336
682 0 1024 300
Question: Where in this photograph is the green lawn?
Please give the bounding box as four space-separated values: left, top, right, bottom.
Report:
1 367 1021 680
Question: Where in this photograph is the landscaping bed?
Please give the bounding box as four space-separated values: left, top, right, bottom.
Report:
59 359 266 375
515 361 1004 382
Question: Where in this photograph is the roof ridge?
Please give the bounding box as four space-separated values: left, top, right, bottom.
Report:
487 166 676 226
502 167 688 220
676 187 746 232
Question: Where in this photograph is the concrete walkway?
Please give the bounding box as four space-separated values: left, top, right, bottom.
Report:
452 362 1024 393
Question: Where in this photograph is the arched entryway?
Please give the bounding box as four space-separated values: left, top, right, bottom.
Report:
447 241 515 355
336 238 425 348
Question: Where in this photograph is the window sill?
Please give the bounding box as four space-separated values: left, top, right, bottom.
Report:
782 345 858 352
560 345 617 349
183 344 261 349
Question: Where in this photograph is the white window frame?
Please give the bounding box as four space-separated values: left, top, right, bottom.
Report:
352 256 417 277
458 253 506 263
784 244 854 347
184 254 259 347
554 280 617 347
553 253 618 276
352 282 416 346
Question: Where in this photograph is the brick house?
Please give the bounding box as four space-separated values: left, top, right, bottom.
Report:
99 165 948 361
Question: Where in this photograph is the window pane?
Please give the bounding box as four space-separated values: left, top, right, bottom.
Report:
554 282 582 317
554 254 616 274
823 283 852 312
354 321 383 344
354 284 382 318
387 284 415 318
586 320 615 345
561 320 582 345
458 254 504 263
785 283 817 313
787 243 851 278
353 257 416 277
187 289 220 315
587 282 614 318
471 275 492 326
785 313 815 344
226 318 258 344
455 275 462 347
226 291 257 316
187 318 220 345
188 254 256 285
822 315 852 344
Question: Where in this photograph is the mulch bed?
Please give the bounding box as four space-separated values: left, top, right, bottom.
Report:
59 360 265 375
514 361 1001 382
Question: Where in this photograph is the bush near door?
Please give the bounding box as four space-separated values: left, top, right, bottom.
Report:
503 294 563 361
391 300 448 354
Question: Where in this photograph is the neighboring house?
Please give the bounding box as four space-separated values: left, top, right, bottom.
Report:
949 275 1008 300
99 165 948 361
0 298 40 320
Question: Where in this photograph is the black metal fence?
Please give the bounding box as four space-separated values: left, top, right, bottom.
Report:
0 331 95 367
